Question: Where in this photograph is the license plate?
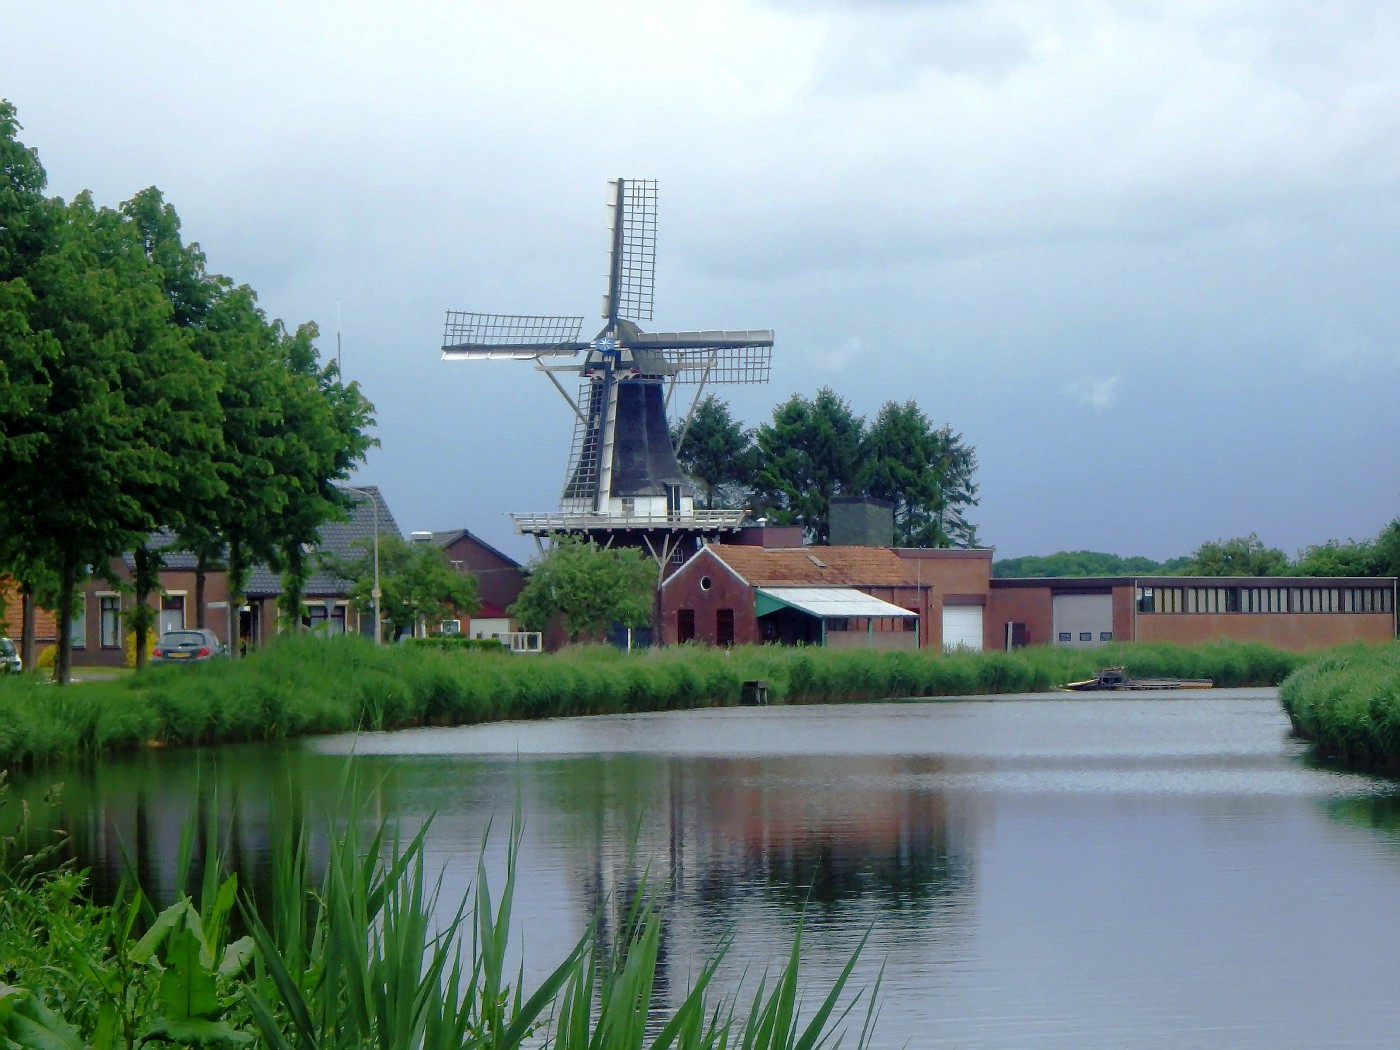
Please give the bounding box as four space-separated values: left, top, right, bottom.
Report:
170 651 191 659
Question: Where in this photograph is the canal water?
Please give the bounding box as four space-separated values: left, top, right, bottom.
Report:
15 689 1400 1048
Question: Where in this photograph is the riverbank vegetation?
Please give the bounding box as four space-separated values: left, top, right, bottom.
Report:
0 636 1309 771
1279 642 1400 776
0 782 875 1050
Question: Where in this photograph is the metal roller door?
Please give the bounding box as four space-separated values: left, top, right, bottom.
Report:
1052 593 1113 647
942 605 984 651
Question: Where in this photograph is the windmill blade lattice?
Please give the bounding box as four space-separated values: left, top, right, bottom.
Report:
606 179 658 325
441 312 586 358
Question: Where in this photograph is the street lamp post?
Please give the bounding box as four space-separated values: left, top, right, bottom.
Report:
345 486 381 645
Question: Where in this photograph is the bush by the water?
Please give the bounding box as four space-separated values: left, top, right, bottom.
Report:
0 635 1309 770
1279 642 1400 775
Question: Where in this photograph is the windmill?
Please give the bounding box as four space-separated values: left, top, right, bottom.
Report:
442 178 772 568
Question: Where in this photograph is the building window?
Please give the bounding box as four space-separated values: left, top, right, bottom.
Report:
716 608 735 647
1136 588 1155 613
100 596 121 649
700 575 712 591
677 609 696 643
1078 632 1093 642
1099 631 1113 641
69 597 87 648
828 618 849 632
1058 632 1072 642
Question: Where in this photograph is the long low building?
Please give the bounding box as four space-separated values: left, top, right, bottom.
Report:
661 526 1396 652
988 575 1397 651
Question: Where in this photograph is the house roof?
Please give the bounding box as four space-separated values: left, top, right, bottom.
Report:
123 487 403 597
430 529 521 568
246 486 402 597
757 587 919 620
706 545 926 587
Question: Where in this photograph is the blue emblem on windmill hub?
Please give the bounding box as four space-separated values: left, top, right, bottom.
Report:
591 335 619 358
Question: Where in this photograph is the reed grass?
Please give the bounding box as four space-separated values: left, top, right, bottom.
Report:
0 635 1316 770
1279 641 1400 775
2 774 878 1050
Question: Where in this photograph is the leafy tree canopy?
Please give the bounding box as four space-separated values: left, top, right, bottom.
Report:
509 536 654 643
859 400 979 548
672 395 756 509
1181 533 1290 577
334 532 480 641
753 388 864 545
1293 539 1379 578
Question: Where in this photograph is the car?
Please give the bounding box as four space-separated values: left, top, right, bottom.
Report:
151 628 226 664
0 636 20 673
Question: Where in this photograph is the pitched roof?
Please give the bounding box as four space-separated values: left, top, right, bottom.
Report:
708 545 924 587
247 486 402 596
430 529 521 568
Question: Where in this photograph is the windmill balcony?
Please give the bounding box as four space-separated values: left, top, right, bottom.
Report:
512 507 749 535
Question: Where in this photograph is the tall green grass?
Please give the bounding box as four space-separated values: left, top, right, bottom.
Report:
1279 642 1400 776
0 635 1316 770
1 777 878 1050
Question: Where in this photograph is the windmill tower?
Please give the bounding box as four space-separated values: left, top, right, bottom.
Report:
442 178 772 569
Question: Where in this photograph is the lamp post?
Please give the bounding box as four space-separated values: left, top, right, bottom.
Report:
344 486 381 645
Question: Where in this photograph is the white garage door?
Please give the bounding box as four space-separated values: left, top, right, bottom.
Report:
1051 593 1114 648
942 605 984 652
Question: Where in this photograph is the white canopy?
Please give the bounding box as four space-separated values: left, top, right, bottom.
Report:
756 587 918 620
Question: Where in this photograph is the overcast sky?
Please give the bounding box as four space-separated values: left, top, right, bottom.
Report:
5 1 1399 563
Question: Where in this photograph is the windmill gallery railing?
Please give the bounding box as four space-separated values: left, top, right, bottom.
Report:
510 508 748 534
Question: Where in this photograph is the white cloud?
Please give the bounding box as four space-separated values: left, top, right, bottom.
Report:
1063 374 1122 411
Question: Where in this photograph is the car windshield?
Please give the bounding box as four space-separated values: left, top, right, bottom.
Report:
162 632 209 647
0 638 15 657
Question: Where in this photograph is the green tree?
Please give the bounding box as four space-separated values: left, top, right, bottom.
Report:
335 533 481 641
859 400 979 547
509 536 654 644
117 187 225 667
1374 518 1400 579
0 100 62 669
2 188 197 683
1293 539 1379 578
265 322 377 633
1182 533 1289 577
753 388 864 544
672 395 756 508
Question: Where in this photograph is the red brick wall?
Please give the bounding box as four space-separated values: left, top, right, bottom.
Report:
986 586 1055 649
659 549 760 646
1136 612 1394 651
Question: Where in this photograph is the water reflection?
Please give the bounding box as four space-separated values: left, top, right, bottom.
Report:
10 691 1400 1049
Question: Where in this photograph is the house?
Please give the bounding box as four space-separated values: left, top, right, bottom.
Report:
66 486 401 666
658 538 995 650
425 529 527 638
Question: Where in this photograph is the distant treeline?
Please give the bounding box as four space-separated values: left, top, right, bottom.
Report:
995 521 1400 579
993 551 1191 578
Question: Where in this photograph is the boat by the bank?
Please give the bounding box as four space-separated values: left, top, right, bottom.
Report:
1063 666 1214 691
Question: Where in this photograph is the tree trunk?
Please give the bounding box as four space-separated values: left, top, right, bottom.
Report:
55 553 75 686
132 544 159 672
227 537 245 661
19 583 37 672
195 553 207 628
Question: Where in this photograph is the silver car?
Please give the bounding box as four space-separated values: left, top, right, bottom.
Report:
151 628 226 663
0 636 19 673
